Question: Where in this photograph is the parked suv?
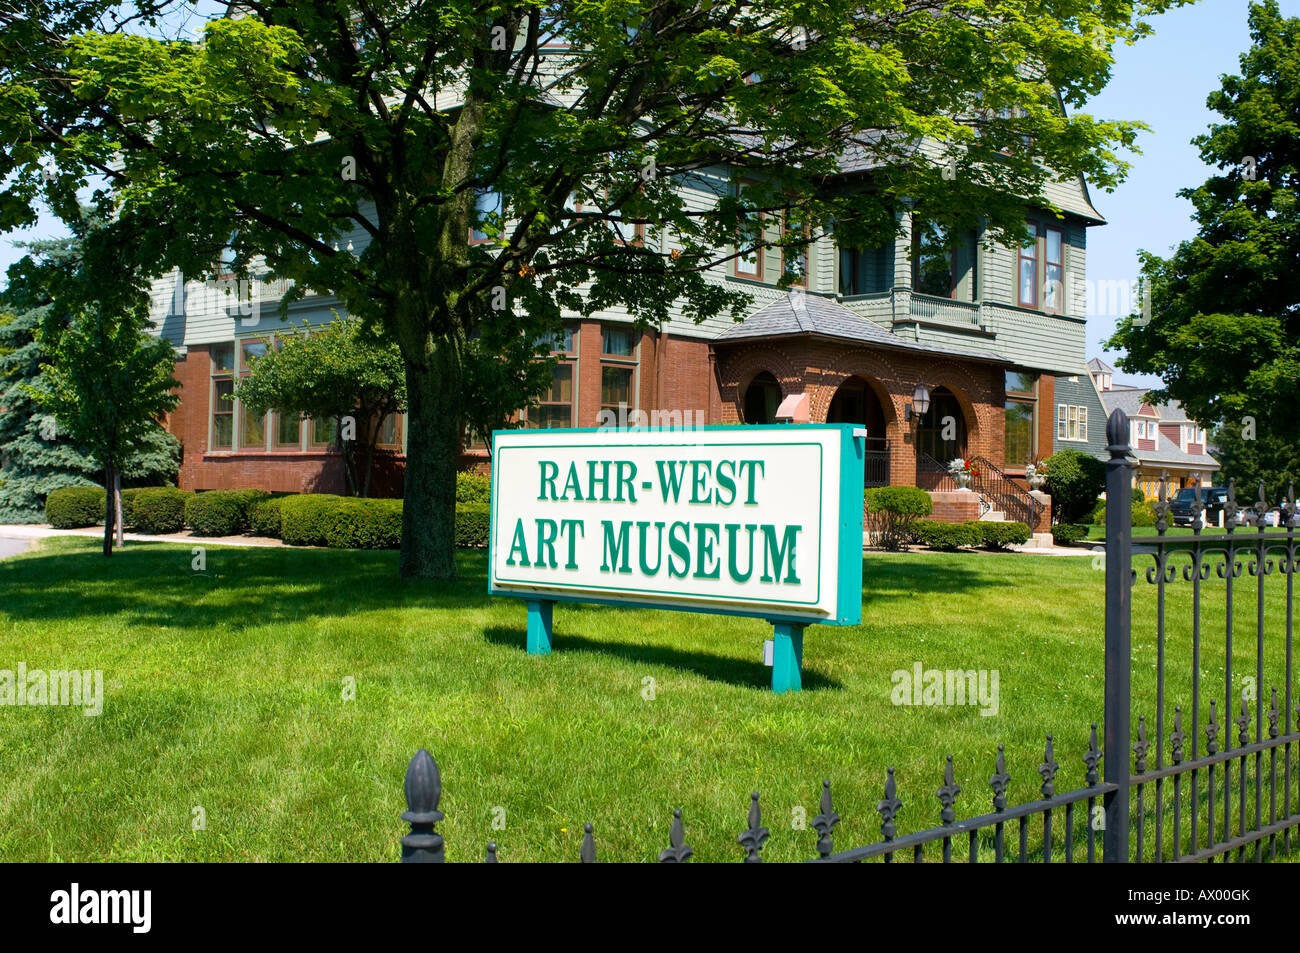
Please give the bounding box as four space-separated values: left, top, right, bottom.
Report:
1169 486 1229 526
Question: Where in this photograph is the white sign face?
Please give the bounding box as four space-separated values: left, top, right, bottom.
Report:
489 426 862 624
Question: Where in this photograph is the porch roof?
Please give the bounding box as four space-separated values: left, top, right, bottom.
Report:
716 291 1006 364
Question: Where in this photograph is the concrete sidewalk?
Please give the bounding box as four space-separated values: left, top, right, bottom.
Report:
0 524 288 549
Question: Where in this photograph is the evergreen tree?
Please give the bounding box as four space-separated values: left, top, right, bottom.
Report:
1 235 180 524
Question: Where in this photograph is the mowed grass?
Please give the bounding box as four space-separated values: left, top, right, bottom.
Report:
0 536 1295 862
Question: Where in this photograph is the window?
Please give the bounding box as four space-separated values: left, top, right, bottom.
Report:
210 344 235 450
602 326 635 357
275 410 303 449
1018 223 1038 308
239 340 268 450
912 219 955 297
1057 404 1088 441
839 245 893 296
530 365 574 429
525 325 578 430
309 416 337 449
470 189 503 244
733 184 764 280
601 366 634 415
782 214 808 287
1004 371 1037 468
376 413 401 449
1043 227 1064 313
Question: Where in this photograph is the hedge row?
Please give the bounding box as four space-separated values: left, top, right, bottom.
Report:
185 489 271 536
45 485 189 532
1052 523 1090 546
45 484 491 549
912 520 1031 552
1087 498 1157 527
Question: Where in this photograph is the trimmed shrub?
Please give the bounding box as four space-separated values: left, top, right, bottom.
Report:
280 494 344 546
456 503 490 548
977 520 1032 550
1132 498 1156 527
1087 499 1158 527
45 486 104 528
1044 449 1105 524
324 498 403 550
865 485 933 551
248 497 285 539
914 519 979 551
456 471 491 504
1051 523 1090 546
185 489 271 537
131 487 190 534
1132 486 1147 504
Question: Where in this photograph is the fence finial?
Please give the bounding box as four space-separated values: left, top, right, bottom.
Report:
878 767 902 841
401 748 445 862
1084 724 1101 785
990 745 1010 811
580 823 596 863
1170 708 1185 765
657 809 693 863
937 755 960 825
812 780 840 858
738 792 770 862
1133 716 1149 773
1039 735 1059 798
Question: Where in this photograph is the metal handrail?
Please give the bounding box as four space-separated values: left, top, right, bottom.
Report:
970 455 1040 528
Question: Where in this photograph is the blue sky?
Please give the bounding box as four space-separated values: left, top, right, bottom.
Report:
2 0 1292 392
1081 0 1297 386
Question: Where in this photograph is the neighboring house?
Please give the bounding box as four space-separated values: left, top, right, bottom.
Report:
143 64 1107 532
1049 360 1110 461
1089 359 1220 496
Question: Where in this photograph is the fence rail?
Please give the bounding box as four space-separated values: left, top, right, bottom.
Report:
399 409 1300 862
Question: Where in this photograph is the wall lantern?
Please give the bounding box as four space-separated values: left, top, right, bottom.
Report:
907 383 931 422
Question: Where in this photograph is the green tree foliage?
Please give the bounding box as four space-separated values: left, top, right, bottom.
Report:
233 318 405 497
0 234 179 522
27 299 181 555
1108 1 1300 498
2 0 1179 577
1044 449 1105 524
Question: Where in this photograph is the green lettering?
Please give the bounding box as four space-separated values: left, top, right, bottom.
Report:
694 523 720 579
562 462 583 501
560 519 584 570
689 460 713 504
656 460 688 503
739 460 766 505
760 524 802 583
600 520 632 574
536 519 559 569
588 460 611 501
506 518 530 567
615 461 637 502
637 521 665 575
538 460 559 500
715 460 737 506
667 521 691 578
726 523 758 582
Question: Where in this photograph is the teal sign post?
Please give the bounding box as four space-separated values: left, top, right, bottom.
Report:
489 424 865 692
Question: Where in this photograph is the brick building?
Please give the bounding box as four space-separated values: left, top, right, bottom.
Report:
147 146 1105 534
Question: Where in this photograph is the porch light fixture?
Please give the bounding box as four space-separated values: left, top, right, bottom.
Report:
907 382 931 422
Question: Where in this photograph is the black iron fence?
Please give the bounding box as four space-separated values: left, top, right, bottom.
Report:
399 408 1299 862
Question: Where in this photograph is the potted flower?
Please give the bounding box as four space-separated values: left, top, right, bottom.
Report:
948 457 979 489
1025 459 1049 489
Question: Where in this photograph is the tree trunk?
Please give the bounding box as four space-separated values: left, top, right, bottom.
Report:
113 470 123 548
102 461 115 557
400 338 463 580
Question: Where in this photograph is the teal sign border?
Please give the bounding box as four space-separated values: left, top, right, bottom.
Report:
487 424 866 691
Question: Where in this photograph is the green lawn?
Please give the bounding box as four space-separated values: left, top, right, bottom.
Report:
0 536 1295 862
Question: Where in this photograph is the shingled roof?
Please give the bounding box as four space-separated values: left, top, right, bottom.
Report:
717 291 1005 363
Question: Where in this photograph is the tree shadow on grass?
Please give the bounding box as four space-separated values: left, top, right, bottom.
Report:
481 625 842 692
0 539 498 630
